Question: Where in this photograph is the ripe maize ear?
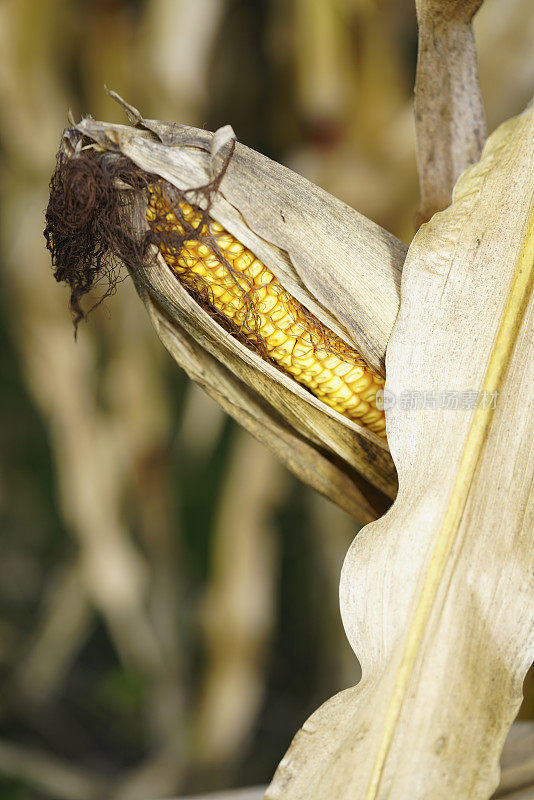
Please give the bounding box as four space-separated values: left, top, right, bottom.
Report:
146 190 387 437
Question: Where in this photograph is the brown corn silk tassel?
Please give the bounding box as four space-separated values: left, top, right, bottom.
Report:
147 188 386 437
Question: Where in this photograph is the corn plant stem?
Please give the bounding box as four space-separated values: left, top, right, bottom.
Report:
414 0 487 228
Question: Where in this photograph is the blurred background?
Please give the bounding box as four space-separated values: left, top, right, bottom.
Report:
0 1 532 798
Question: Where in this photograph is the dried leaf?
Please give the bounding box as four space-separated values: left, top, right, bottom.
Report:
267 102 534 800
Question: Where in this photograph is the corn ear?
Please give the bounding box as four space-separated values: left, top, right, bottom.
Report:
147 193 387 436
48 96 404 520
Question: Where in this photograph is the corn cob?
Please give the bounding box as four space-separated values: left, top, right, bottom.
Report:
146 191 386 437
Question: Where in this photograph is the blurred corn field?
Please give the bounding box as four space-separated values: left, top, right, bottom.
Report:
0 1 533 798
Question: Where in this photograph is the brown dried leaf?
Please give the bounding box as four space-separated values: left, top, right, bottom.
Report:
267 101 534 800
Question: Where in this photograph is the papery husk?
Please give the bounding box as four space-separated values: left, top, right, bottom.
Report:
266 102 534 800
94 91 407 377
55 95 406 520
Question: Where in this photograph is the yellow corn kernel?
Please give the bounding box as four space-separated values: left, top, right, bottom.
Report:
147 191 387 437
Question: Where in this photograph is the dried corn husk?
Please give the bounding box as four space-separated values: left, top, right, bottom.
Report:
266 101 534 800
51 93 406 521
